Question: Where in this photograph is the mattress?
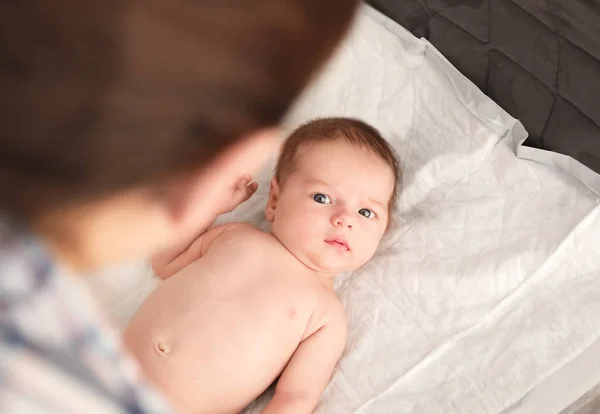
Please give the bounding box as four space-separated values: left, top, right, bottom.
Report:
85 6 600 414
368 0 600 174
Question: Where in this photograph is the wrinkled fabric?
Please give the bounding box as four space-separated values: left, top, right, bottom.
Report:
88 7 600 414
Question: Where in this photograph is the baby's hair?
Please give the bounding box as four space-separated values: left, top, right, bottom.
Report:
275 117 401 210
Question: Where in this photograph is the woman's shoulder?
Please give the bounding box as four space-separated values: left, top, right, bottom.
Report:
0 216 58 308
0 216 175 413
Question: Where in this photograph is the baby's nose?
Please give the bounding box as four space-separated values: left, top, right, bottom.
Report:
332 212 353 229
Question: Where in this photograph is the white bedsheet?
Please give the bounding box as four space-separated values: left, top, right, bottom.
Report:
86 6 600 413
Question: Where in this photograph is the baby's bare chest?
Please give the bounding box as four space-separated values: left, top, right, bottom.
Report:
146 252 324 347
125 241 337 401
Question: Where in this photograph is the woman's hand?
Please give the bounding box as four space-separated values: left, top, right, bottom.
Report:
217 174 259 216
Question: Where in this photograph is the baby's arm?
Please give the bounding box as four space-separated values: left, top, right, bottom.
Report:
151 224 232 280
151 175 257 280
262 303 347 414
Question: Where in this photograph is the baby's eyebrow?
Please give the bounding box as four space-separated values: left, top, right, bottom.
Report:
304 178 330 188
365 197 386 209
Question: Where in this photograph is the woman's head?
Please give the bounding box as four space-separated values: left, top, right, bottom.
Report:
0 0 360 268
0 0 360 214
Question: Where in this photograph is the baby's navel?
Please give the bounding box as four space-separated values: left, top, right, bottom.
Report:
155 342 171 356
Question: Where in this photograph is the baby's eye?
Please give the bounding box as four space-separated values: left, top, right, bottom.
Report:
358 208 375 219
313 193 331 204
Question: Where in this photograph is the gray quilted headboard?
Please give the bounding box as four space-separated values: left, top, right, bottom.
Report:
368 0 600 173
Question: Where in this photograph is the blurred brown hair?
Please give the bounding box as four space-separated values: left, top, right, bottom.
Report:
0 0 360 217
275 117 401 210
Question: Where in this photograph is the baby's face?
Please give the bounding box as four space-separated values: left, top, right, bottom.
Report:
270 139 395 274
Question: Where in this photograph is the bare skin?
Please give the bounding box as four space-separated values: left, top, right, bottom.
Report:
125 223 345 414
124 139 396 414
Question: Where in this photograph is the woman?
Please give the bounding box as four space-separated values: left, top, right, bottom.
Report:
0 1 359 412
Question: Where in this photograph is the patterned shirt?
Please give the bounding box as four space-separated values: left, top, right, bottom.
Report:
0 217 175 413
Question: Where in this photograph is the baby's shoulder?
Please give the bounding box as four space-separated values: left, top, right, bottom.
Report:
321 291 346 324
307 289 346 334
209 222 272 246
217 221 257 235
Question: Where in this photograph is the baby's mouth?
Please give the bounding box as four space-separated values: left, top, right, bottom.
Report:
325 239 350 252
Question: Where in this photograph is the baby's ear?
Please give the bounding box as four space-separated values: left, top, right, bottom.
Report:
265 177 280 222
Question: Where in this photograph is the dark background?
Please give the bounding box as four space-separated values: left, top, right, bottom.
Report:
367 0 600 173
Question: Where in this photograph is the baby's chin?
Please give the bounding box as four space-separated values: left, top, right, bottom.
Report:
304 254 366 276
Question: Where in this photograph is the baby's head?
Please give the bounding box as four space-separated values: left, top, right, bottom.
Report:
266 117 400 275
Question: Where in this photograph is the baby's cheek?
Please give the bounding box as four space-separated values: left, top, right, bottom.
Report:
362 233 384 258
286 216 316 248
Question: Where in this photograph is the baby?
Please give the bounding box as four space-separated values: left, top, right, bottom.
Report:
124 117 401 414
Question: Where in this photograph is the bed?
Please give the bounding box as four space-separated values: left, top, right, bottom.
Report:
368 0 600 174
86 3 600 413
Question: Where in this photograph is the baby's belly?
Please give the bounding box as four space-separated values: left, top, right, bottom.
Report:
124 284 309 413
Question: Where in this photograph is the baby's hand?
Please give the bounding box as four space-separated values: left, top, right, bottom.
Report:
217 174 258 215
